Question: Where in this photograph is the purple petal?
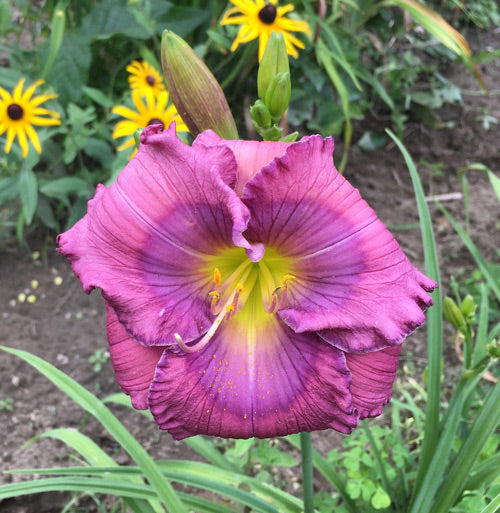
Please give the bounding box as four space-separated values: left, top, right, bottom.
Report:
194 130 291 195
106 303 164 409
241 134 437 352
148 316 358 439
58 124 263 346
345 345 402 418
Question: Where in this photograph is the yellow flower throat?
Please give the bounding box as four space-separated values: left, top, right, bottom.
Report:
175 247 294 353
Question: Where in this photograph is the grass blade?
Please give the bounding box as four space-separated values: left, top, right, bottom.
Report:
437 203 500 302
433 379 500 513
385 130 443 503
0 346 186 513
7 463 301 513
479 493 500 513
103 392 241 473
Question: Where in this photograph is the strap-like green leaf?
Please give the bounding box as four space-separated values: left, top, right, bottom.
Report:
0 346 186 513
385 130 443 506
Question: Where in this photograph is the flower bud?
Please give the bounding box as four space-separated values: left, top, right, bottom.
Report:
257 32 289 100
265 72 291 121
486 339 500 359
460 294 476 317
250 99 271 129
443 297 465 330
161 30 238 139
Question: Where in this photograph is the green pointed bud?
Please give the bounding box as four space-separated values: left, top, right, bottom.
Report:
161 30 238 139
250 99 271 130
486 339 500 359
257 32 289 100
265 72 291 121
460 294 476 317
443 297 465 330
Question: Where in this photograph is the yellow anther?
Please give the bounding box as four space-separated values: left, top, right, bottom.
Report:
213 268 221 286
236 283 244 292
282 274 295 286
226 304 235 314
208 290 220 300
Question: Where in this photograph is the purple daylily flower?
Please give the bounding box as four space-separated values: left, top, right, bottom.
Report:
58 124 437 440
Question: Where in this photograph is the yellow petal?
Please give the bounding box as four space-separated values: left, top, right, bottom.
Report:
112 105 142 122
21 80 44 103
4 126 16 153
25 123 42 153
0 87 12 103
16 125 29 157
12 79 25 102
112 120 141 138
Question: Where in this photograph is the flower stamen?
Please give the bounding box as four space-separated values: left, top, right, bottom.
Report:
209 290 220 314
277 274 295 310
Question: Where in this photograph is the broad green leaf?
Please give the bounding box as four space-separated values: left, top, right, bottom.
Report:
19 166 38 225
46 32 91 105
36 196 58 231
157 7 209 38
0 175 19 205
83 138 114 167
371 487 391 509
0 66 23 89
82 86 115 108
253 442 298 467
80 0 150 40
40 177 90 198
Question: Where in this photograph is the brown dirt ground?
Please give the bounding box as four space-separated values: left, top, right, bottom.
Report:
0 29 499 513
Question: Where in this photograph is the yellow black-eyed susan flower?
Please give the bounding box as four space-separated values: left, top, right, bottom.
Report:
0 78 61 157
126 60 166 98
112 89 188 157
221 0 310 61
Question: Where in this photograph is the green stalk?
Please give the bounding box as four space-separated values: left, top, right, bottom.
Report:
361 421 396 509
300 432 314 513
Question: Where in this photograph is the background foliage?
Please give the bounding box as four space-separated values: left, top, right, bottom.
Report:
1 0 497 246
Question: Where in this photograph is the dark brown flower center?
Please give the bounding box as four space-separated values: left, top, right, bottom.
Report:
258 4 277 24
7 103 24 121
146 75 156 86
147 118 164 128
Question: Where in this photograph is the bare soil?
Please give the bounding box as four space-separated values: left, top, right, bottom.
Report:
0 29 499 513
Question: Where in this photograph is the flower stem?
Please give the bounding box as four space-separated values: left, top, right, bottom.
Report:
300 431 314 513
